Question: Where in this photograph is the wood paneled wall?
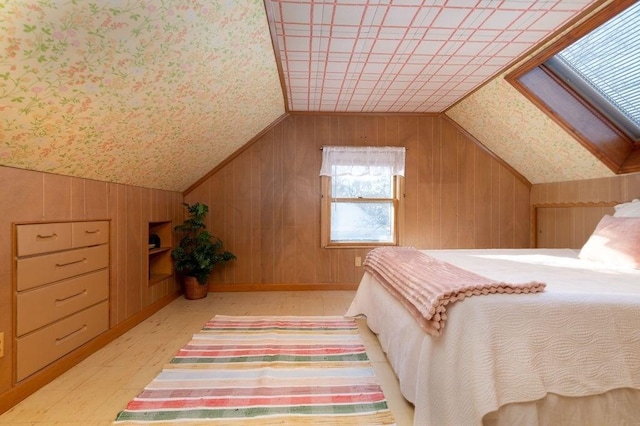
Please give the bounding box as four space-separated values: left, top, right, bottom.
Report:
185 113 531 288
531 173 640 248
0 165 182 396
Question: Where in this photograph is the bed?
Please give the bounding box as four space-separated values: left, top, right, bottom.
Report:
346 200 640 426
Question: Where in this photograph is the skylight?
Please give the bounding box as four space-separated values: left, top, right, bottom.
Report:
545 1 640 141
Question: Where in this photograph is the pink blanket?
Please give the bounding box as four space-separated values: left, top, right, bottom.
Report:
363 247 546 336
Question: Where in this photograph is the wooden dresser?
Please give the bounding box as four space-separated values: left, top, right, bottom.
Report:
13 221 110 382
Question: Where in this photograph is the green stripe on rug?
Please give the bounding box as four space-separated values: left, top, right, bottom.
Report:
116 401 391 421
170 352 370 363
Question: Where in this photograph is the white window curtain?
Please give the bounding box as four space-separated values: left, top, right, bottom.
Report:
319 146 406 177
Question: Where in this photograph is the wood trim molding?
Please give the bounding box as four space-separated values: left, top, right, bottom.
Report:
0 291 180 415
530 201 619 248
209 282 360 292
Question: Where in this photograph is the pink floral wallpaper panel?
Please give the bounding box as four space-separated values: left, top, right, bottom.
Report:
0 0 284 191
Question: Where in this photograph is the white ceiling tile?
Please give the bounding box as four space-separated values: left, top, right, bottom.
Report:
325 62 348 72
496 42 531 57
362 4 386 26
384 6 419 27
461 8 495 29
329 38 356 53
327 52 353 61
333 5 366 25
433 8 473 29
477 41 508 56
285 36 310 51
481 10 525 30
424 28 455 41
414 40 445 55
281 3 312 24
509 10 545 30
377 27 410 39
413 7 441 27
438 41 464 55
287 61 310 72
369 53 394 63
311 37 330 52
455 41 489 56
286 51 311 61
438 64 466 75
323 79 344 89
372 39 400 54
354 38 375 53
362 62 387 73
312 3 333 25
528 11 576 31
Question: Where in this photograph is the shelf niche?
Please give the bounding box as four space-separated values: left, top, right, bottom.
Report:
148 221 173 285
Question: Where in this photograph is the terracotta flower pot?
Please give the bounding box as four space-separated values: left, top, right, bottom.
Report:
183 276 208 300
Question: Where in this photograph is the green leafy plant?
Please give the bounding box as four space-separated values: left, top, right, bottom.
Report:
171 202 235 285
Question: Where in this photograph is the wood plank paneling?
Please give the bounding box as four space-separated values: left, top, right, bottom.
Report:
532 173 640 248
0 166 181 402
188 114 532 286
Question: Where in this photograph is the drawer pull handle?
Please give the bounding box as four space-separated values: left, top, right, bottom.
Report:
56 325 87 344
55 258 87 267
56 290 87 303
85 229 100 234
37 233 57 239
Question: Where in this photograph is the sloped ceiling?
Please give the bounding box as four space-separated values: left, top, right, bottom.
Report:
265 0 599 113
0 0 622 191
0 0 284 191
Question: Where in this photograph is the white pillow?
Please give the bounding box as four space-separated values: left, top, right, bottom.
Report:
613 199 640 217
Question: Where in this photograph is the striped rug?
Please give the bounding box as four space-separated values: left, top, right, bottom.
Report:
114 315 395 425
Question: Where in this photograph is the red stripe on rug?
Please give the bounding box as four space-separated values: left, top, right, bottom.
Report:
126 392 387 410
136 384 385 399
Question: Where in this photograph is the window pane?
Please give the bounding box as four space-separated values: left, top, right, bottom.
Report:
332 166 392 198
330 201 393 242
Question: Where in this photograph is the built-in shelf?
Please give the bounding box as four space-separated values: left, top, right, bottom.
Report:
148 221 173 285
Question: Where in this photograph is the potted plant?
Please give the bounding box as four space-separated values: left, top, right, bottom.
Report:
171 202 236 299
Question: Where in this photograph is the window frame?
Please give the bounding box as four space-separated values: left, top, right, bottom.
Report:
320 172 404 249
505 0 640 174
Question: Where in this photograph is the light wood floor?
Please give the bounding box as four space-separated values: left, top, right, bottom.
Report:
0 291 414 425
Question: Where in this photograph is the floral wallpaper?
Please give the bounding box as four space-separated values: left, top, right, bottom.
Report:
446 77 614 184
0 0 285 191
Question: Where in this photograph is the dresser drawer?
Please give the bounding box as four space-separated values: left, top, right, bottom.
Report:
16 244 109 291
16 269 109 337
16 301 109 382
16 223 72 256
72 221 109 248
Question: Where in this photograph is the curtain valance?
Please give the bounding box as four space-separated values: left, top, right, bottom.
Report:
319 146 406 177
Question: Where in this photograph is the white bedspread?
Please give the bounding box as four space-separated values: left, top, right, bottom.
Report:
346 249 640 426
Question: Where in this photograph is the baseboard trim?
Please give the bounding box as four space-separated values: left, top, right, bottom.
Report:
0 290 180 415
208 283 359 292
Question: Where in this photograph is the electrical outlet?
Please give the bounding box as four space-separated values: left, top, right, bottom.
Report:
0 332 4 358
355 256 362 267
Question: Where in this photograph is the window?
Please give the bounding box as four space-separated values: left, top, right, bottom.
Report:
506 0 640 174
545 1 640 141
319 146 405 248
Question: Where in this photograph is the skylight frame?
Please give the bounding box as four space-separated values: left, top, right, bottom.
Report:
506 0 640 175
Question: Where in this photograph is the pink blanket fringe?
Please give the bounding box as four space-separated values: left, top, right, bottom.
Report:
364 247 546 336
